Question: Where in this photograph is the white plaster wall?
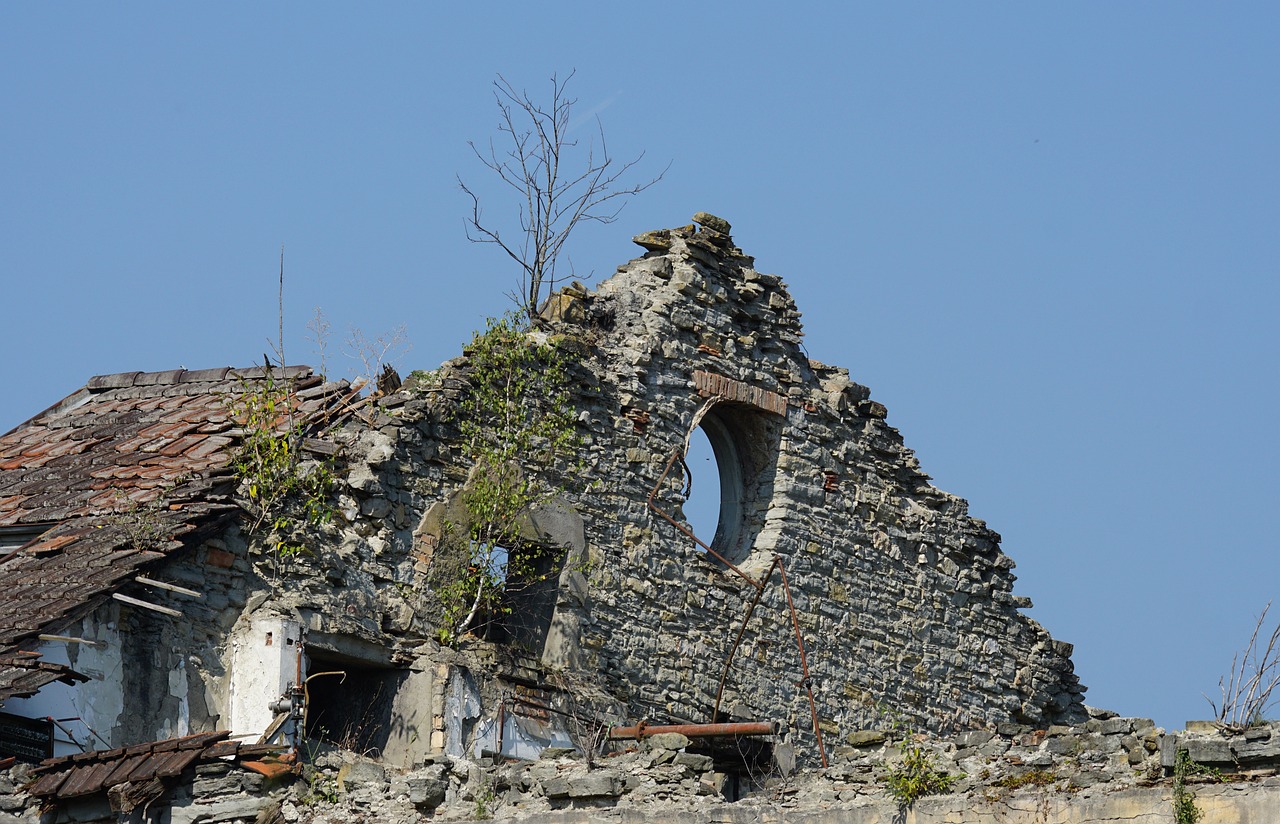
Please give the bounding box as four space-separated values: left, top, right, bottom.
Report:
226 614 302 739
3 615 124 756
157 657 191 740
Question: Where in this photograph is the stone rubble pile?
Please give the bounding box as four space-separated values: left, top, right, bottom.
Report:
6 717 1280 822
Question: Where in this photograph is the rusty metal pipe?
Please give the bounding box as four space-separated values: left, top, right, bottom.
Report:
608 721 780 740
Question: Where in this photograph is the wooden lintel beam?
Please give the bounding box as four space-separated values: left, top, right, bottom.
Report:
37 634 104 647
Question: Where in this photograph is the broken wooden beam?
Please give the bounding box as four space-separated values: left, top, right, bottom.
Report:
134 576 203 599
112 592 183 618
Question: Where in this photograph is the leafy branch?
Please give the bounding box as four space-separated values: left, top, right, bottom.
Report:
432 313 584 642
227 366 335 558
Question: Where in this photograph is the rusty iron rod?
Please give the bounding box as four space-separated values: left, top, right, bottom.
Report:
712 556 779 720
608 721 779 740
646 448 763 591
776 556 828 767
496 696 505 758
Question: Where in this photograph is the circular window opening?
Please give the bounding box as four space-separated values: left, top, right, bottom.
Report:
683 410 750 563
684 425 722 545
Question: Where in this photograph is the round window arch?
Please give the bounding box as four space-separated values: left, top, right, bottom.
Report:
683 403 781 566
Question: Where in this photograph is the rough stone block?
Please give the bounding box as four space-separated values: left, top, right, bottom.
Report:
646 732 690 751
407 776 447 808
192 773 243 797
543 778 570 799
338 759 387 789
1099 717 1133 736
673 752 715 772
1233 737 1280 764
567 773 622 798
170 796 270 824
846 730 887 747
1183 736 1234 765
1045 735 1081 756
955 730 994 748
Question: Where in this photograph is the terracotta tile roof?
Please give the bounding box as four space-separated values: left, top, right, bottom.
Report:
0 651 89 704
26 730 287 799
0 366 356 652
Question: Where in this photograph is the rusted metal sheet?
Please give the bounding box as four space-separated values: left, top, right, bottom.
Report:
240 759 292 779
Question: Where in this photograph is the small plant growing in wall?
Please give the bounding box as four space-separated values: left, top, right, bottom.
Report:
878 710 963 810
1171 749 1222 824
228 364 336 558
432 312 584 643
883 735 963 808
105 485 182 552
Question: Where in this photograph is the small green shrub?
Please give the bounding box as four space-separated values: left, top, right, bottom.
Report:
1172 749 1223 824
883 735 963 807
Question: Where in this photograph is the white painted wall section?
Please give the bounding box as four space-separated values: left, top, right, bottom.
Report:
227 614 302 739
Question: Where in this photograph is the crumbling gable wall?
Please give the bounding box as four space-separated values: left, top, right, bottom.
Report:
511 220 1088 750
207 218 1085 766
292 219 1086 765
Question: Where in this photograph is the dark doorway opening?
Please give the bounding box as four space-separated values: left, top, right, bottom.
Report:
304 651 404 758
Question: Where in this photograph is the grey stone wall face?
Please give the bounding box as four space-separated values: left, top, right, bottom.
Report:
217 221 1085 765
293 222 1086 759
520 225 1086 744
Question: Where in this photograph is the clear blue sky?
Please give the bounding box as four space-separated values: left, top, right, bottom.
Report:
3 4 1276 733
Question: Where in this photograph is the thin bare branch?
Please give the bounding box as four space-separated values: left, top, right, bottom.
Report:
1208 601 1280 731
343 324 412 392
458 71 665 316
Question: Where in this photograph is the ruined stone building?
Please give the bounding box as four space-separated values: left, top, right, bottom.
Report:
0 216 1086 817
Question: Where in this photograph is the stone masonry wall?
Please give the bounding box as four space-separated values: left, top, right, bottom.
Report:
277 217 1087 763
69 216 1089 767
495 220 1084 746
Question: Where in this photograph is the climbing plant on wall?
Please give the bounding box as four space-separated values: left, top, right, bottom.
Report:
227 366 335 558
432 312 583 643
